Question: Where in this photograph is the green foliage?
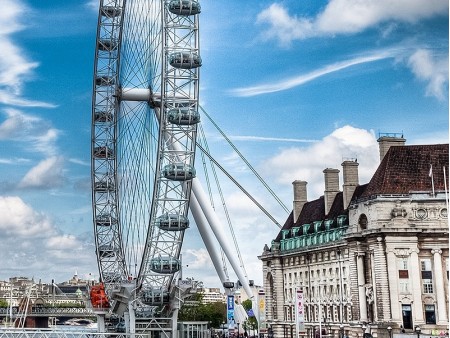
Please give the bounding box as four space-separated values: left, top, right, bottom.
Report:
241 299 258 332
179 301 226 328
0 299 9 308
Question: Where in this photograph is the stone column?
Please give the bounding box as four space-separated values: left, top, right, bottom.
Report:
357 252 368 322
431 249 448 324
410 249 424 323
386 248 400 321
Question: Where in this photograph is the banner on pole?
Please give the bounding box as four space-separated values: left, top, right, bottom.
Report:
295 288 305 332
227 295 235 329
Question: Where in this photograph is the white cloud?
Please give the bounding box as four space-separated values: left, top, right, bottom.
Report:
230 51 394 97
0 196 54 237
0 109 60 156
407 49 449 100
261 125 380 199
0 196 97 282
18 156 65 189
257 1 448 45
0 0 55 107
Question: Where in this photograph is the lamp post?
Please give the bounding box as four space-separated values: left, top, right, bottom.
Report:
415 326 421 338
222 322 226 338
387 327 392 338
339 324 344 338
362 324 367 338
238 322 240 337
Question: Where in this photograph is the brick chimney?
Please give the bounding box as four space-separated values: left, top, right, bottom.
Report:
292 180 307 222
378 135 406 161
323 168 340 215
342 159 359 208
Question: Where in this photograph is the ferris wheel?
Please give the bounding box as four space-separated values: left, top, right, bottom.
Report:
91 0 201 315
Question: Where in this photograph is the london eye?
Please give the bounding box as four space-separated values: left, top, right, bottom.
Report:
91 0 201 321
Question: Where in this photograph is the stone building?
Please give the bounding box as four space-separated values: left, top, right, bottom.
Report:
259 137 449 338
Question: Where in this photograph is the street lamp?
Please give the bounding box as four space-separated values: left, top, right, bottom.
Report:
222 322 226 338
339 324 344 338
387 327 392 338
415 326 421 338
237 322 240 337
362 324 367 338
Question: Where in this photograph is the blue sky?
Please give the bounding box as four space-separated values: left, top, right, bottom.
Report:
0 0 448 287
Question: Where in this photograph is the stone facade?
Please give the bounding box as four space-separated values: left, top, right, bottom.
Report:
259 138 449 338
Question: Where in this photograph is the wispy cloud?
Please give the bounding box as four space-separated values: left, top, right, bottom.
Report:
407 49 449 100
0 109 61 156
230 51 393 97
229 135 318 143
0 0 56 108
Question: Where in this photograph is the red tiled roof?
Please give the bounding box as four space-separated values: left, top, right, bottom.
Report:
360 144 449 198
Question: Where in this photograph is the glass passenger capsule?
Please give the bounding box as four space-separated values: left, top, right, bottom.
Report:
156 213 189 231
169 52 202 69
98 245 115 258
95 76 115 86
168 0 201 16
94 110 113 122
98 39 118 52
96 215 117 227
223 281 235 289
94 180 115 191
149 256 180 274
101 6 122 18
167 108 200 125
141 288 170 305
162 163 196 181
93 146 114 159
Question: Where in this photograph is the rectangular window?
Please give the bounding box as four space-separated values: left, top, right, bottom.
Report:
421 259 432 271
425 305 436 324
423 280 433 293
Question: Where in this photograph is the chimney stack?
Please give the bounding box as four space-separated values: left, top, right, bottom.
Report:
323 168 340 215
342 159 359 208
292 180 307 222
378 135 406 161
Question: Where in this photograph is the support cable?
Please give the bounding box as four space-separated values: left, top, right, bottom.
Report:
199 105 290 214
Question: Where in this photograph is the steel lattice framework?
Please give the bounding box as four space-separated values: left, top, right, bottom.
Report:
91 0 201 314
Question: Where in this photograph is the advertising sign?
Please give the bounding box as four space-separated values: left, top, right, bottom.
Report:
295 288 305 332
227 295 235 328
258 291 267 333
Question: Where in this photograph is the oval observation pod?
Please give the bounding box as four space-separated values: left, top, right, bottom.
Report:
94 110 113 123
156 213 189 231
98 39 118 52
223 281 235 289
162 163 196 181
169 52 202 69
95 76 115 86
101 6 122 18
98 245 115 258
93 146 114 159
167 108 200 125
96 215 117 227
149 256 180 274
141 288 170 306
168 0 201 16
94 180 115 191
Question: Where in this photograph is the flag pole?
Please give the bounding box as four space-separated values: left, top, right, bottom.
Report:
444 166 449 210
429 164 435 197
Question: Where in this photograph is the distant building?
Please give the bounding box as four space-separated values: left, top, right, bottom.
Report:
259 136 449 338
199 287 226 303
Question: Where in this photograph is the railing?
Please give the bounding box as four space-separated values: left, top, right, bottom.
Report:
0 307 94 317
280 227 348 251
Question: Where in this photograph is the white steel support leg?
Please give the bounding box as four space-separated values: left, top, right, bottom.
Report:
191 178 254 300
190 192 228 283
96 314 106 333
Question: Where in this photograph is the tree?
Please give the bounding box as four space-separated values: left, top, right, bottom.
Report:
241 299 258 333
0 299 8 308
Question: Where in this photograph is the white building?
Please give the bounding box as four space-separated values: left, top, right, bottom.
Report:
259 137 449 338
